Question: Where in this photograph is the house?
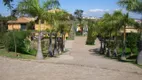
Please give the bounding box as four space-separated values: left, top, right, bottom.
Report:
34 21 51 31
7 9 70 38
120 19 142 33
120 26 138 33
7 17 35 31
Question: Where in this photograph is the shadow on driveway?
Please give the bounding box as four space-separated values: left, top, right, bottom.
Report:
88 48 102 56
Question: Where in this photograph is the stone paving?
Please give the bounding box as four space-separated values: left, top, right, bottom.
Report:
0 37 142 80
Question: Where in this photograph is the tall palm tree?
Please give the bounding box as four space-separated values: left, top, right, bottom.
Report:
17 0 60 59
111 11 124 57
118 0 138 11
97 11 134 58
3 0 13 8
101 13 115 57
118 0 142 62
43 10 70 56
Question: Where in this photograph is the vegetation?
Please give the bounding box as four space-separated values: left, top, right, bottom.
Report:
86 19 97 45
126 33 140 56
118 0 142 65
74 9 84 35
86 10 141 65
17 0 60 59
0 49 35 59
1 0 142 67
43 10 72 57
1 0 71 59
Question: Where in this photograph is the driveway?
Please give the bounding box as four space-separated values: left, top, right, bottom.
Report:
0 36 142 80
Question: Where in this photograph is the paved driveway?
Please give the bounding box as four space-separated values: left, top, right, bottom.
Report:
0 37 142 80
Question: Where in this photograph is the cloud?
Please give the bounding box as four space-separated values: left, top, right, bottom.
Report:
82 8 141 19
83 9 110 18
88 9 109 12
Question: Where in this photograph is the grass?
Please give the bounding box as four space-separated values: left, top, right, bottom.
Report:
0 49 36 60
96 47 142 68
66 37 75 40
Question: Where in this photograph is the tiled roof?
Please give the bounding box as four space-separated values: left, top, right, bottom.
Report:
8 17 35 24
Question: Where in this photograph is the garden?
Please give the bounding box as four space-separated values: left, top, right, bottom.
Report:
0 0 76 60
86 0 142 65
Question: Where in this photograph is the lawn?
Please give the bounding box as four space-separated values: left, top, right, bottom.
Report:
0 49 36 59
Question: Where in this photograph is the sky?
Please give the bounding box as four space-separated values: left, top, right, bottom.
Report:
0 0 141 19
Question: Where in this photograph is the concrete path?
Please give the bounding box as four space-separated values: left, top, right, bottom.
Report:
0 36 142 80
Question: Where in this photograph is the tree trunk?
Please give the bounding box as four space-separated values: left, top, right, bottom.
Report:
11 23 19 57
48 32 53 57
113 48 118 57
113 30 118 58
36 20 43 60
103 38 106 54
107 32 112 57
61 33 65 52
100 40 103 54
53 33 58 55
121 26 126 60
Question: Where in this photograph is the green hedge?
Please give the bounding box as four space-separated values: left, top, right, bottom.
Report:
2 31 33 54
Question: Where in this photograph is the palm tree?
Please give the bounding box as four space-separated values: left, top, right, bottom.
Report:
101 13 115 57
111 11 124 57
43 10 70 56
118 0 142 62
118 0 138 11
3 0 13 8
17 0 60 59
97 11 135 58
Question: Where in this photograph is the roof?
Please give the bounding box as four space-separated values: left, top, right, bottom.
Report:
8 17 35 24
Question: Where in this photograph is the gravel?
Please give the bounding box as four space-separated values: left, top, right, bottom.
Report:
0 37 142 80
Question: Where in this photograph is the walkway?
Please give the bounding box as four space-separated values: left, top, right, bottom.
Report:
0 37 142 80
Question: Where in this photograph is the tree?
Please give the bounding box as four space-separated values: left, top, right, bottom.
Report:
3 0 13 8
17 0 60 59
118 0 142 63
74 9 84 24
3 0 19 56
74 9 84 35
99 13 116 57
111 11 124 57
97 11 135 58
86 19 97 45
118 0 138 11
44 10 71 56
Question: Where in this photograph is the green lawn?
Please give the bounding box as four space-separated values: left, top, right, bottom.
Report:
0 49 36 59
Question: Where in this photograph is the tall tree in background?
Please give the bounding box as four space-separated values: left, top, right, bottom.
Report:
74 9 84 25
17 0 60 59
74 9 84 35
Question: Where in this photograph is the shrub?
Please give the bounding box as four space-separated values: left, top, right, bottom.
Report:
86 20 97 45
126 32 140 54
3 31 31 54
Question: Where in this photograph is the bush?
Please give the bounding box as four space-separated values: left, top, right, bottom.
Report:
3 31 31 54
76 31 82 36
126 32 139 54
86 20 97 45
